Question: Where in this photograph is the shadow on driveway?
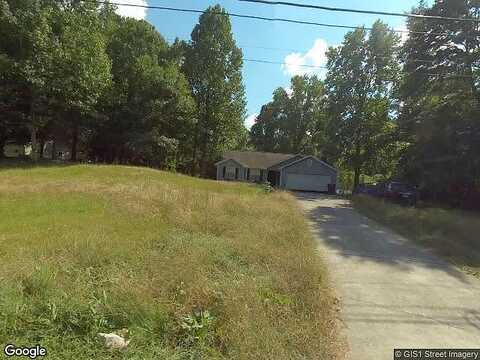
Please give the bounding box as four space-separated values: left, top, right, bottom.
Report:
295 192 470 283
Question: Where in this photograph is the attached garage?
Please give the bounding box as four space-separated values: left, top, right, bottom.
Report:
284 174 331 192
280 156 337 193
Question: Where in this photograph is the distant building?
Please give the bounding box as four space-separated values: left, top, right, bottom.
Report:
215 151 337 193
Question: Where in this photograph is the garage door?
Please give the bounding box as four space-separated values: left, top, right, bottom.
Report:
284 174 331 192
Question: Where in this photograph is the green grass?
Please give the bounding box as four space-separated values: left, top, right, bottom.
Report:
352 195 480 278
0 164 341 359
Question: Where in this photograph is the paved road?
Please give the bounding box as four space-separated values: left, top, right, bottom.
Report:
296 193 480 360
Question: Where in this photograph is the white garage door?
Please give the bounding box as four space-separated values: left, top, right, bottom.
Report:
285 174 331 192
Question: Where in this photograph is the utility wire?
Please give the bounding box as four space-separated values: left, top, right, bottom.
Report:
244 58 474 79
239 0 480 23
90 0 448 36
163 38 452 66
92 1 474 78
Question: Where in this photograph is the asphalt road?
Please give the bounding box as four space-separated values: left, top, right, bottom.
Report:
296 193 480 360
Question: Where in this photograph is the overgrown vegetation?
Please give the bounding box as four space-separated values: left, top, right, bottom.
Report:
251 0 479 204
353 195 480 278
0 1 246 175
0 165 341 359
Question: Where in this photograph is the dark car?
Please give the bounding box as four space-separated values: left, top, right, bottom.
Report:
353 184 379 196
378 181 418 206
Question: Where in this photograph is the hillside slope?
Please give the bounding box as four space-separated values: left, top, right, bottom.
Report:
0 165 340 359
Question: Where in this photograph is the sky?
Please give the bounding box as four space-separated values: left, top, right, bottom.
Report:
114 0 427 129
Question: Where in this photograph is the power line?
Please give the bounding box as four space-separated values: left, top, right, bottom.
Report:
90 0 448 36
164 37 440 65
244 58 474 79
94 1 474 77
245 58 327 69
239 0 480 23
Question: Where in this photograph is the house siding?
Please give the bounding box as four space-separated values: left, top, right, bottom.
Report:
280 158 337 188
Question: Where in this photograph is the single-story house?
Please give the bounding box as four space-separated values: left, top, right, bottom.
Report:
215 151 337 193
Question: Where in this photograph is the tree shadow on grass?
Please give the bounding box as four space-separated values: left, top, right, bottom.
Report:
0 158 76 170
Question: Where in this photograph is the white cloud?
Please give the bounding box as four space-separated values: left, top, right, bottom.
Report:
395 23 410 44
284 87 293 98
244 113 258 129
115 0 148 20
282 39 328 77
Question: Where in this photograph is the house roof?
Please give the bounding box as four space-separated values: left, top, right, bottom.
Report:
217 151 297 169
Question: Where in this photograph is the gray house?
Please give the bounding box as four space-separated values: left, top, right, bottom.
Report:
215 151 337 193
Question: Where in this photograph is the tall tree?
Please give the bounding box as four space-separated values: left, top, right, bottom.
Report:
398 0 480 203
325 20 401 188
91 14 195 167
50 2 112 161
251 75 327 155
183 5 246 176
0 0 59 160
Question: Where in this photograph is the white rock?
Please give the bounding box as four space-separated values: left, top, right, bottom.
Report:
98 332 130 349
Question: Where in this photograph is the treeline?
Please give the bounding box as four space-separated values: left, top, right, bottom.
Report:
251 0 479 207
0 1 246 176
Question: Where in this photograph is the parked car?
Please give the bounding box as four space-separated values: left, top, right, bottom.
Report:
353 184 379 196
377 181 418 206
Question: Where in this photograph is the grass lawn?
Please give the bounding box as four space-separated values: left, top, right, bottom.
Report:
352 195 480 278
0 164 340 359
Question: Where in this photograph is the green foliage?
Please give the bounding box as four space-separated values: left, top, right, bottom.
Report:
179 310 216 347
397 0 480 199
325 21 402 189
353 194 480 278
261 181 274 194
183 5 246 176
0 1 215 172
251 75 327 155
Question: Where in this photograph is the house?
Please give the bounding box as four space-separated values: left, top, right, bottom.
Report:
215 151 337 193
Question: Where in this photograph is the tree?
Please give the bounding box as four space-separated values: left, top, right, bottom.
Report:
398 0 480 204
91 14 195 168
250 75 327 155
183 5 246 176
0 0 59 160
50 2 112 161
325 20 401 188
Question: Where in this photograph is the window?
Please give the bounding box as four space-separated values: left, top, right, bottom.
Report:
307 158 313 167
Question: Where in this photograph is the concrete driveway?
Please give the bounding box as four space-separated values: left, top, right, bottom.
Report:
296 193 480 360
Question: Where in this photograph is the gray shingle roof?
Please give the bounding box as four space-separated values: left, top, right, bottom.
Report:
221 151 296 169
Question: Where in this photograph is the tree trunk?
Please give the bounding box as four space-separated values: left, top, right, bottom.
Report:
191 122 199 175
39 137 45 159
71 122 78 162
30 125 39 162
199 90 211 177
0 134 6 159
353 166 361 190
29 97 39 162
51 139 56 160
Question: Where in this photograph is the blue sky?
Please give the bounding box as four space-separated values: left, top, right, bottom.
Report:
116 0 427 128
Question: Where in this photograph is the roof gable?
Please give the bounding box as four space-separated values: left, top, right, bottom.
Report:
218 151 296 169
280 155 337 173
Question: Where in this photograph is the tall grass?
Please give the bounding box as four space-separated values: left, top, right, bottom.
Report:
0 165 341 359
352 195 480 278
